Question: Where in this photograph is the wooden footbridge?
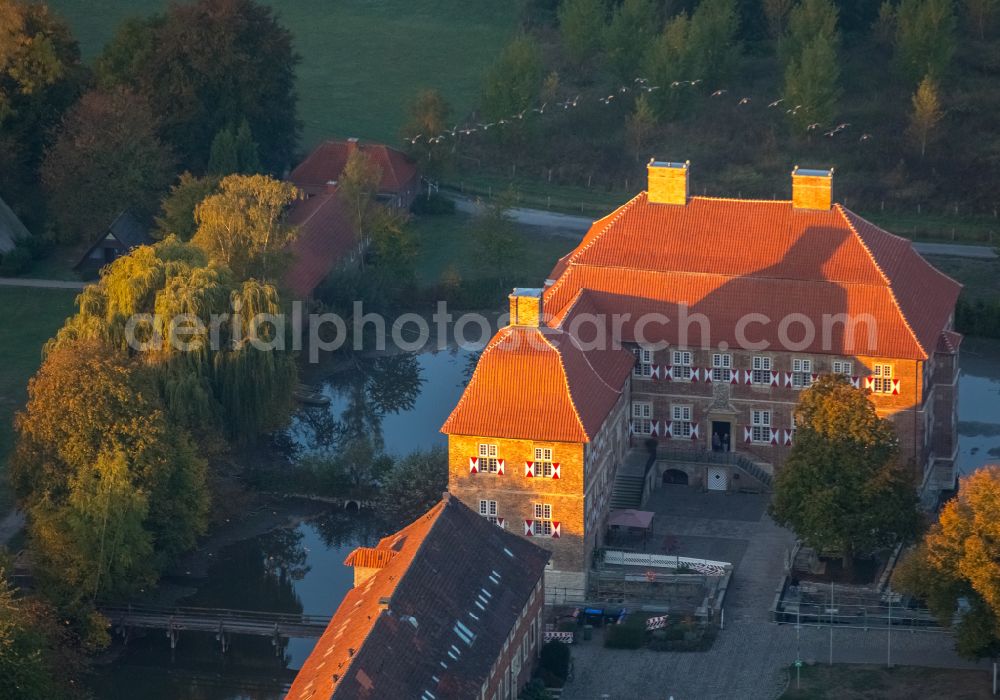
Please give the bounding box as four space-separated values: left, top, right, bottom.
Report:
101 604 331 652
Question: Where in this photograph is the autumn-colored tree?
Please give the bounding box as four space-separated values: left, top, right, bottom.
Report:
894 466 1000 658
191 173 298 279
0 0 82 217
771 375 921 571
604 0 657 80
41 87 176 243
155 172 220 240
559 0 606 67
338 148 383 247
95 0 299 172
908 74 944 157
895 0 957 83
481 34 544 122
784 32 842 129
11 340 209 604
402 88 452 176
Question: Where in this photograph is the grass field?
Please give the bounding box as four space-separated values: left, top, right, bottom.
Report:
780 664 992 699
0 287 78 513
410 211 577 288
48 0 517 148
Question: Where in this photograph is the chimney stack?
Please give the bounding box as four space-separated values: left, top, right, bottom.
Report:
792 166 834 210
647 160 689 205
509 288 543 327
346 136 360 156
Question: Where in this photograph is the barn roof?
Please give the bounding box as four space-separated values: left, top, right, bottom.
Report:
284 190 356 298
289 139 419 197
286 495 550 700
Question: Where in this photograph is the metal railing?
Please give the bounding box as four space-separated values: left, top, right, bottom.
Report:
100 604 331 639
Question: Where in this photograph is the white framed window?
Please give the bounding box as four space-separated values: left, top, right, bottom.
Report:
672 350 693 381
751 409 771 444
631 402 653 436
533 503 553 536
479 499 500 525
633 347 653 378
477 443 501 473
791 358 813 389
671 404 692 438
751 356 772 385
872 364 894 394
832 360 853 376
712 353 733 382
533 447 557 478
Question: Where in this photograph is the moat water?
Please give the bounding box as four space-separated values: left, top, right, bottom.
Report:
92 341 1000 698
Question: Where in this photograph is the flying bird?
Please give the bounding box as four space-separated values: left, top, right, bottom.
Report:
806 122 821 131
737 97 751 105
711 89 727 97
768 99 785 108
859 133 873 142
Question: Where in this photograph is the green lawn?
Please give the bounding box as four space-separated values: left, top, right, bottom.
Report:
924 255 1000 304
48 0 517 148
0 287 78 513
781 663 992 699
410 211 578 288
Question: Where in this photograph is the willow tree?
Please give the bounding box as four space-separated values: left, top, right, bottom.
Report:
191 173 298 280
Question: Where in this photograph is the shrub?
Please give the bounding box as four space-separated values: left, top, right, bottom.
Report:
520 679 554 700
604 619 646 649
538 640 571 683
0 246 32 275
411 193 455 215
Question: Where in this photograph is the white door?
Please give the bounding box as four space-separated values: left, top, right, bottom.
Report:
707 467 728 491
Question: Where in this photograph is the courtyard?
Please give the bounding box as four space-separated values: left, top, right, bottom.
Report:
561 485 986 700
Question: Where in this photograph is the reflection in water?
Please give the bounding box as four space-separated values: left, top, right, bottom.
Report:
293 348 472 456
957 339 1000 475
90 513 380 700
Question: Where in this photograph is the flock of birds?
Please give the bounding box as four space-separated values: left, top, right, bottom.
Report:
405 77 873 146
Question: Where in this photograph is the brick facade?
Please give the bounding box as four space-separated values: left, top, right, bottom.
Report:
481 579 545 700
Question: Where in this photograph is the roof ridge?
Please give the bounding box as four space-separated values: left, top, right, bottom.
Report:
561 325 624 394
440 327 513 434
538 330 591 441
546 192 644 301
835 205 926 358
689 195 791 204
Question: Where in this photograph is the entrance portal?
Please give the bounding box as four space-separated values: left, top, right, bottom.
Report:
662 468 689 486
711 421 732 452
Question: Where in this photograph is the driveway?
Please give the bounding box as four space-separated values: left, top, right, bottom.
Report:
0 277 86 290
449 196 996 260
561 487 984 700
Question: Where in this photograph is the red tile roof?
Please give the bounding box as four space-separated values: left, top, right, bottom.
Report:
290 139 419 197
286 495 550 700
343 547 396 569
284 190 356 298
441 325 633 442
545 194 961 360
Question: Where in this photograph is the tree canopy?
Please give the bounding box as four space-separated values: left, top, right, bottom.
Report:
771 375 921 568
191 173 299 280
41 87 176 242
481 34 544 121
95 0 299 172
894 466 1000 658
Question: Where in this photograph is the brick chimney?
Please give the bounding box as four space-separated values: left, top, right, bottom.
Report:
346 137 360 156
647 160 689 205
509 288 543 327
792 166 834 210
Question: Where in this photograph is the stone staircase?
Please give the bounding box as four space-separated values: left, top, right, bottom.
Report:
655 447 774 491
610 470 645 509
